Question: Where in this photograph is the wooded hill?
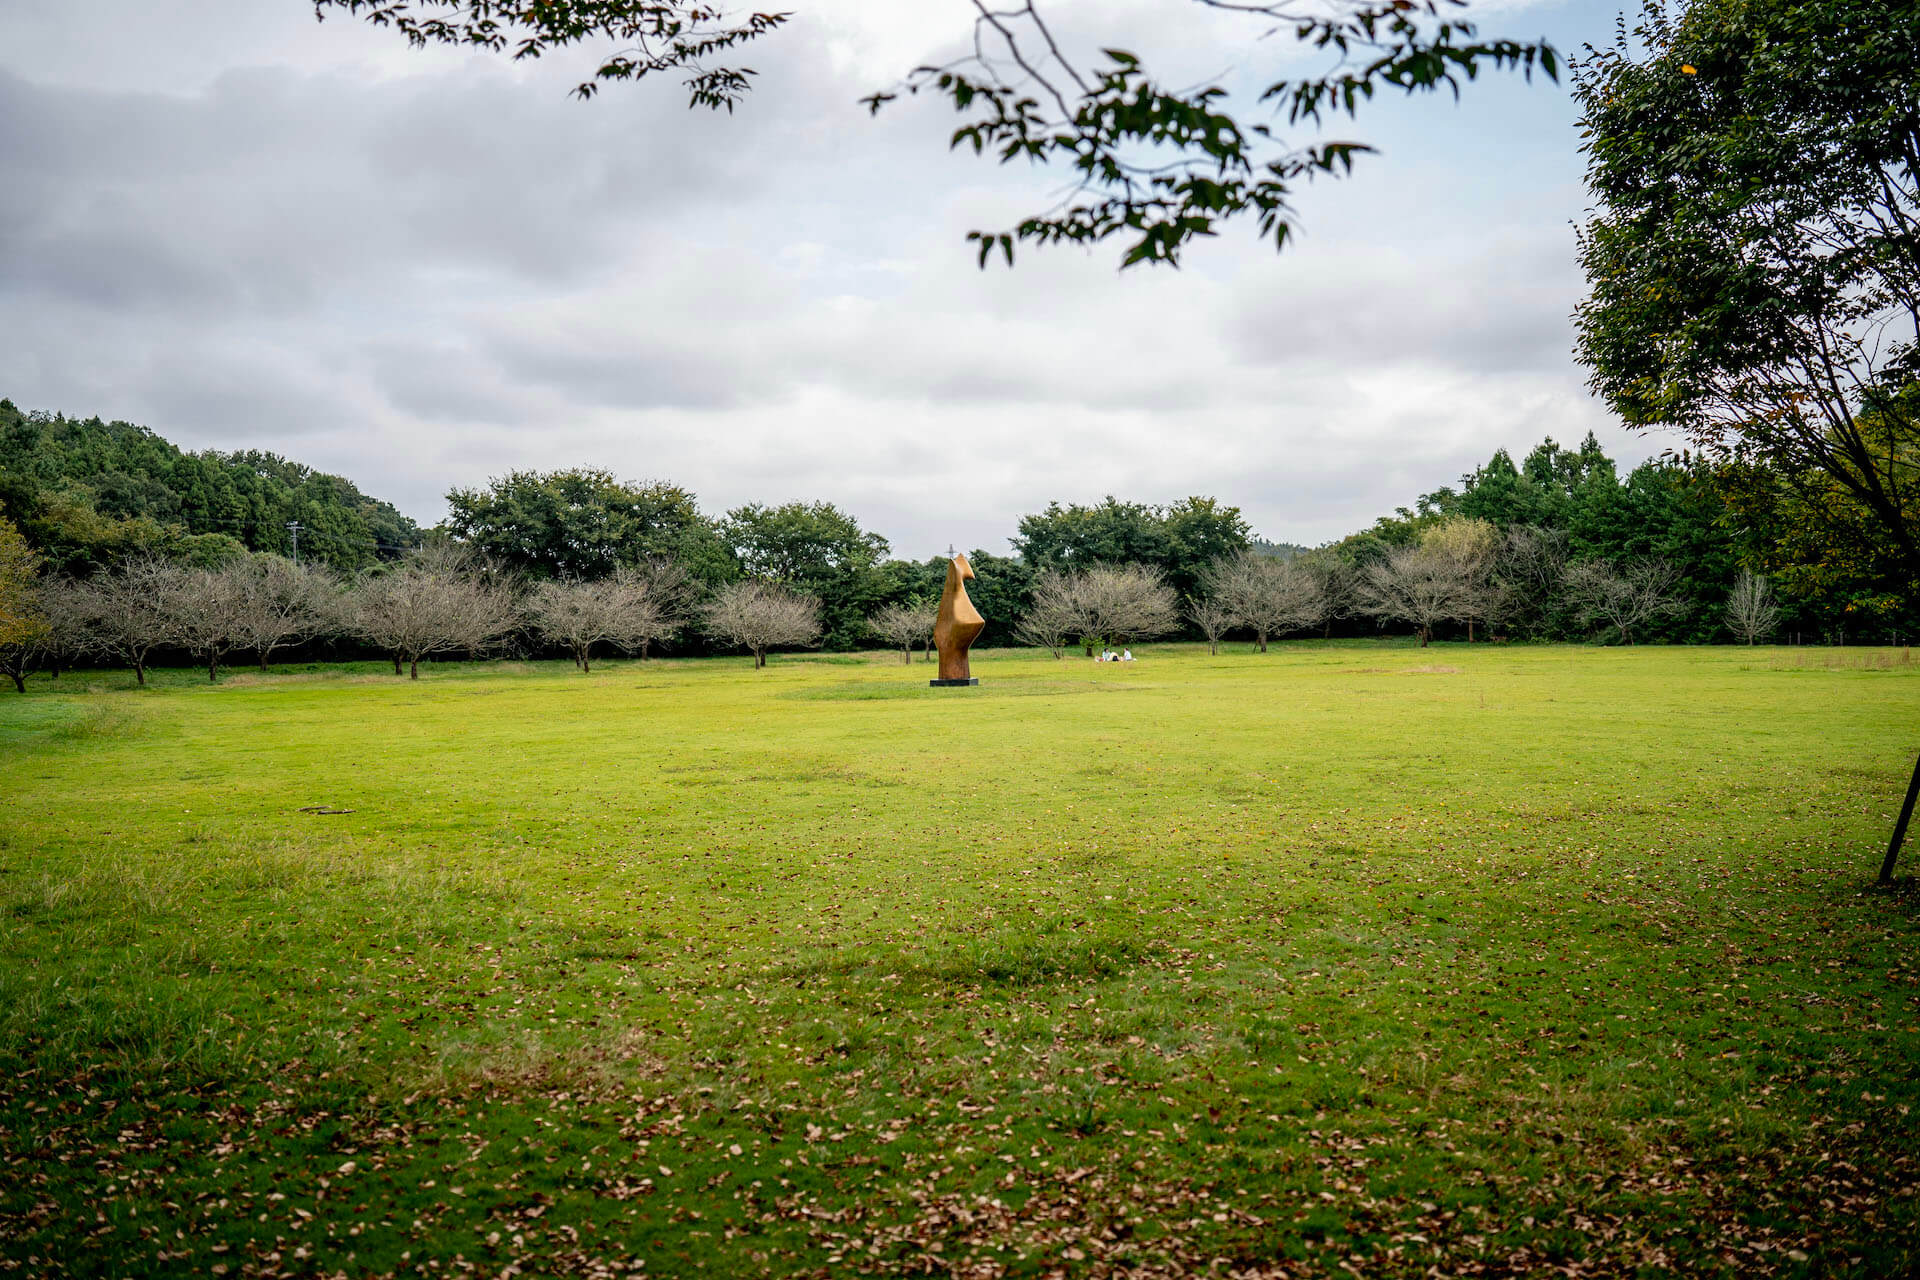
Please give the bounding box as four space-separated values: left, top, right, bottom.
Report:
0 400 421 574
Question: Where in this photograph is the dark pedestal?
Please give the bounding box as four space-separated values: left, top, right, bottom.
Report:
929 678 980 687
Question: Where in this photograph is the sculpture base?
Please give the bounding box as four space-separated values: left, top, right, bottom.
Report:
929 678 979 687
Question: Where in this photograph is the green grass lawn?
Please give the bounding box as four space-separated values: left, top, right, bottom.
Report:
2 641 1917 1278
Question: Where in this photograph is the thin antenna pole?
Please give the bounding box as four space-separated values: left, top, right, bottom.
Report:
286 520 302 563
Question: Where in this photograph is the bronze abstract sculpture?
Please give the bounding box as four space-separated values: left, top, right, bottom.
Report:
930 553 984 687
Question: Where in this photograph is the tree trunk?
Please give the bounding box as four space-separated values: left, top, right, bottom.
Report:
1468 618 1475 643
134 659 145 686
754 648 766 669
1208 639 1218 656
392 653 403 676
208 651 219 682
1324 620 1332 639
580 643 592 674
1420 626 1430 647
409 657 421 679
49 659 61 679
8 670 23 693
901 645 911 665
1257 632 1268 653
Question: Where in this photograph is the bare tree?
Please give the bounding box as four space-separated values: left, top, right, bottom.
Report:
1562 558 1686 645
350 547 518 678
34 578 98 680
703 580 821 668
77 558 178 686
1724 570 1781 646
623 557 696 658
1358 544 1472 647
1489 525 1569 639
1186 595 1237 656
1076 564 1180 650
231 555 336 670
1210 552 1326 652
1297 551 1360 639
526 567 671 672
161 560 253 682
1015 573 1078 659
868 598 936 665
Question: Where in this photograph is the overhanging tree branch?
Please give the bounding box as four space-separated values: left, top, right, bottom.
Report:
317 0 1556 267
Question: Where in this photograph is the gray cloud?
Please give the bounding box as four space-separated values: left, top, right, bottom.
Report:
0 0 1649 555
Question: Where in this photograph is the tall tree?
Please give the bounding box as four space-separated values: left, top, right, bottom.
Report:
1573 0 1920 586
720 502 887 651
1014 496 1249 608
1015 498 1170 575
444 469 726 581
1160 498 1254 601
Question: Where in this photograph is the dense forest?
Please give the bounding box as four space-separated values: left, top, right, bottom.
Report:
0 400 421 574
2 397 1914 664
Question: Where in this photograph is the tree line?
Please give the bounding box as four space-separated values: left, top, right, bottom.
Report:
0 400 422 574
0 535 828 690
3 408 1914 689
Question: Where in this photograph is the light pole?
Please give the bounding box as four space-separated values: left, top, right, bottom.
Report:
286 520 303 563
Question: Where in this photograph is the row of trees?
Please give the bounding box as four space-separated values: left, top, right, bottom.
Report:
11 398 1913 650
0 531 837 689
0 501 1817 694
1000 524 1787 661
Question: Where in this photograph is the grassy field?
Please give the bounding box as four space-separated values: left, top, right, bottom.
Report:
1 641 1917 1278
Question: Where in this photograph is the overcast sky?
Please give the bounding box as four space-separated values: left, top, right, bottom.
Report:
0 0 1656 557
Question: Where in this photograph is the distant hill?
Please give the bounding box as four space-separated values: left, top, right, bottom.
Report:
0 399 420 574
1249 538 1309 560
